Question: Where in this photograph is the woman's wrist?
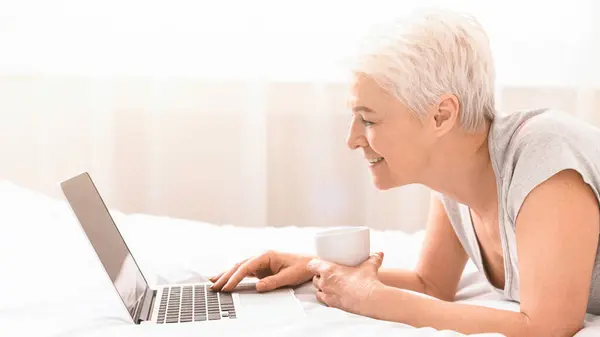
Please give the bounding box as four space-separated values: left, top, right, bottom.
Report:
363 281 395 318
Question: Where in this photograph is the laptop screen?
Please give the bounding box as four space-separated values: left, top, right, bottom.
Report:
61 173 149 321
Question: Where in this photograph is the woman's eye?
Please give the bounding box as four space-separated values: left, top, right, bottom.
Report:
362 118 375 126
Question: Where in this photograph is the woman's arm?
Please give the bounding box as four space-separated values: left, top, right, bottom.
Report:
376 268 425 293
369 286 528 335
366 170 599 337
378 194 469 301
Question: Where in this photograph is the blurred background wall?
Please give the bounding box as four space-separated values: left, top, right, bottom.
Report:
1 0 599 231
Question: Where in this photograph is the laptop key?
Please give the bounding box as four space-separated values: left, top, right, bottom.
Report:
219 293 233 304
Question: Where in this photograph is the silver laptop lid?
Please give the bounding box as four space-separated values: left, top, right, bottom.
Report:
61 172 150 322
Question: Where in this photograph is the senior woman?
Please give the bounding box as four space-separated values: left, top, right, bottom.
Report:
210 9 600 336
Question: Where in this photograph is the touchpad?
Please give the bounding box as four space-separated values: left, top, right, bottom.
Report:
236 288 305 319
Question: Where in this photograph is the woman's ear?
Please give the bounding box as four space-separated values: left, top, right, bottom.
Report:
431 94 460 136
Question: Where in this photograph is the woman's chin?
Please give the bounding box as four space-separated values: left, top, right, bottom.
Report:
371 173 407 190
371 176 395 190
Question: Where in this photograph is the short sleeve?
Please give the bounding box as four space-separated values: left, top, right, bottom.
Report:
505 120 600 225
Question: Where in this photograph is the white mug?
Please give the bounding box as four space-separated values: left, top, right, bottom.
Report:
314 226 370 267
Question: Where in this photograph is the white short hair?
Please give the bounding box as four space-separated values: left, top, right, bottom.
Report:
352 9 496 132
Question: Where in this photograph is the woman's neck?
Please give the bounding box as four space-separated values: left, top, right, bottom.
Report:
422 125 498 217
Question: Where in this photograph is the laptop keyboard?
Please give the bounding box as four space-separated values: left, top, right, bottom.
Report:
156 285 237 324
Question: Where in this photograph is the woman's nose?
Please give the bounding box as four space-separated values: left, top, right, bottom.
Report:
346 119 367 150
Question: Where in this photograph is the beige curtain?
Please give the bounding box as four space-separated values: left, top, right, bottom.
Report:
1 1 598 232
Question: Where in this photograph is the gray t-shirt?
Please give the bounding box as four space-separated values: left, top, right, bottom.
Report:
439 108 600 314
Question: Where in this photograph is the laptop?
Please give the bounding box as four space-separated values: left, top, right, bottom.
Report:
60 172 305 325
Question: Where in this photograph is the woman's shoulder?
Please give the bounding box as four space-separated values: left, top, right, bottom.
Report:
515 108 598 140
491 108 600 223
491 108 600 148
490 108 600 169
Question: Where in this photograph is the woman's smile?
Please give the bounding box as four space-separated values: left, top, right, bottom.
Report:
368 157 385 167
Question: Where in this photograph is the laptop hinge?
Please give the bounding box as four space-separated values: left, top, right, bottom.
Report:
134 286 156 324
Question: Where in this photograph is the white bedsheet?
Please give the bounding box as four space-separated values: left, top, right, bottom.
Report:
1 180 600 337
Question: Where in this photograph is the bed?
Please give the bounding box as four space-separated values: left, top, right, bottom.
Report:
1 180 599 337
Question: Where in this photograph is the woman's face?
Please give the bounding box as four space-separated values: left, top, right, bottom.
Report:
347 74 437 190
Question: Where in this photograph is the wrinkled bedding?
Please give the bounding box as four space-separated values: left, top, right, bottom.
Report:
1 180 599 337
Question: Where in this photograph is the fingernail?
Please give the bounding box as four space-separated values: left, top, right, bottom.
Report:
256 281 265 291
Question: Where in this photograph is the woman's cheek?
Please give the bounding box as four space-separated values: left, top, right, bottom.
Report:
366 132 379 150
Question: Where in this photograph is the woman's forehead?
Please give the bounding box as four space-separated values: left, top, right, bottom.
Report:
352 74 390 97
348 75 391 108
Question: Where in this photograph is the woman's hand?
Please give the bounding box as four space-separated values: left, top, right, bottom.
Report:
307 252 386 317
209 250 314 292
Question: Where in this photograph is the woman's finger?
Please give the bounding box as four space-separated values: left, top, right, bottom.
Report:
209 272 224 283
256 266 308 292
316 290 335 307
307 259 335 278
312 275 322 291
210 258 249 291
222 254 272 292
